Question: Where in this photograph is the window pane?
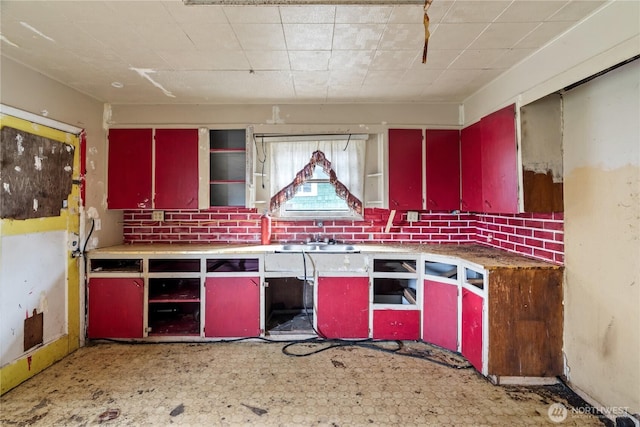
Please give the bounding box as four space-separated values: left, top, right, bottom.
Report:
284 181 349 212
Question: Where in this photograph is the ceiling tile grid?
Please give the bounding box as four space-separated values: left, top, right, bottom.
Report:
0 0 607 104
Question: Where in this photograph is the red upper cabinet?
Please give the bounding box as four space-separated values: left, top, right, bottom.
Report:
108 128 199 209
461 104 519 214
388 129 423 210
155 129 199 209
108 129 153 209
460 122 484 212
480 105 518 213
425 129 460 211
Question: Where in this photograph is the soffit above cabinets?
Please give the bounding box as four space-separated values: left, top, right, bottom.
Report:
0 0 606 105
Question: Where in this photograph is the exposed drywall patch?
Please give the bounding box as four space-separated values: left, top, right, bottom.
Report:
0 126 74 219
19 22 55 42
564 164 639 411
0 34 19 48
266 105 285 124
130 68 175 98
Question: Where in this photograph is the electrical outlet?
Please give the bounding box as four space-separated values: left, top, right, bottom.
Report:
407 211 419 222
152 210 165 221
94 219 101 231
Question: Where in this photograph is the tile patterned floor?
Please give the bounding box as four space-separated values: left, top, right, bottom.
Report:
1 340 608 426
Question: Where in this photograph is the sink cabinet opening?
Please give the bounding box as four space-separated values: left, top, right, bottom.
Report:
265 277 315 335
373 278 417 305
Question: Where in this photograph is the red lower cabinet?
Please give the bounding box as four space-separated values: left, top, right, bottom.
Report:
316 276 369 339
373 310 420 340
461 288 484 371
88 278 144 339
205 277 260 338
422 280 458 351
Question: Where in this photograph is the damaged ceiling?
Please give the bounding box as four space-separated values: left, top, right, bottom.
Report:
0 0 607 105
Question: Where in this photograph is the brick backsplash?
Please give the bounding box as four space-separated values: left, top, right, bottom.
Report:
123 208 564 264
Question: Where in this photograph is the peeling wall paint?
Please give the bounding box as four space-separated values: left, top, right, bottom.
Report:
563 60 639 414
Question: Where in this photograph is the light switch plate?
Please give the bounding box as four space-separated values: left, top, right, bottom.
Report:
152 210 165 221
407 211 419 222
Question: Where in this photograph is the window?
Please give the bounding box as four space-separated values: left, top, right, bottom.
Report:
259 135 367 220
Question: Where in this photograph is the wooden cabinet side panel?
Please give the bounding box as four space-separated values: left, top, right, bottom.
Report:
317 276 369 339
373 309 420 340
487 268 564 376
107 129 153 209
425 129 460 211
155 128 199 209
205 277 261 338
422 279 458 351
88 278 144 338
460 122 483 212
388 129 423 210
480 105 519 213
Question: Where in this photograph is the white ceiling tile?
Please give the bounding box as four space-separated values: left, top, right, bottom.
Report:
332 24 385 50
401 68 444 85
514 21 574 49
548 0 606 21
449 49 506 69
429 23 489 50
371 50 416 70
200 51 250 70
183 23 242 50
363 70 399 86
388 5 425 24
326 84 361 102
468 22 539 49
335 6 393 24
497 1 569 23
289 51 331 71
411 49 460 70
245 50 290 71
105 1 175 24
441 1 510 23
162 2 228 24
1 1 69 23
489 48 536 69
283 24 333 51
293 70 330 87
378 23 424 51
233 24 286 50
329 50 375 71
329 68 367 86
136 24 196 52
280 6 335 24
223 6 281 23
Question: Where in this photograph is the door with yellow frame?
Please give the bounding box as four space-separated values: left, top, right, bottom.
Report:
0 110 82 394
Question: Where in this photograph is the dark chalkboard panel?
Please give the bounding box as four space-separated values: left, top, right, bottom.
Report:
1 126 74 220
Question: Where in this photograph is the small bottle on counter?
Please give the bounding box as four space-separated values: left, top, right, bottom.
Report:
261 211 272 245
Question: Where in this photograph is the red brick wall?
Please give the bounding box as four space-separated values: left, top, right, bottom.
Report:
123 208 563 264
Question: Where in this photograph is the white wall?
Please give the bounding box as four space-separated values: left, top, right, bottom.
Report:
563 59 639 415
0 56 121 249
463 0 640 124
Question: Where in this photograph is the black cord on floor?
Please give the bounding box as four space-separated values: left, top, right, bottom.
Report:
92 336 472 370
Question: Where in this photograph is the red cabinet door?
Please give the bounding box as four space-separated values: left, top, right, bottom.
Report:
422 280 458 351
480 104 518 213
317 276 369 339
155 129 199 209
205 277 260 337
88 278 144 338
373 309 420 340
388 129 423 210
460 121 483 212
425 129 460 211
107 129 153 209
461 288 484 372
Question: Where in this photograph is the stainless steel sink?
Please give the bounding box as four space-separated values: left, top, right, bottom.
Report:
274 243 359 253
